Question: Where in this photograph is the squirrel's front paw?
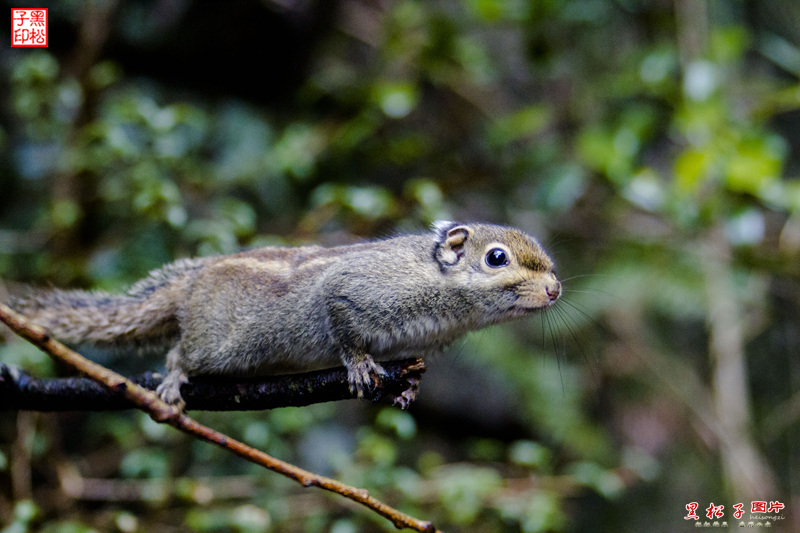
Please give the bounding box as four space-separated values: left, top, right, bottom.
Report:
392 375 420 410
346 355 386 398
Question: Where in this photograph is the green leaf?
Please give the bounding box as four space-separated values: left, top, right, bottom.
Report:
373 81 419 119
725 136 785 196
674 148 714 194
375 408 417 440
488 106 551 146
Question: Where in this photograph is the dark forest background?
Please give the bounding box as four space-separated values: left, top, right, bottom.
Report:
1 1 800 531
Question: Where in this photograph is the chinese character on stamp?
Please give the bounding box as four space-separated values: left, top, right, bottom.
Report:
11 8 48 47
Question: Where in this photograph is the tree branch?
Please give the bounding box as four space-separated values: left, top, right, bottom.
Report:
0 303 437 533
0 359 426 411
702 227 776 498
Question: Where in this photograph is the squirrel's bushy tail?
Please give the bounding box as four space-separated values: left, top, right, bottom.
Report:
9 258 207 349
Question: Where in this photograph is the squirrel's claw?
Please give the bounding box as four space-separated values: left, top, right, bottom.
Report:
392 377 420 410
156 369 188 410
347 355 422 409
346 355 386 398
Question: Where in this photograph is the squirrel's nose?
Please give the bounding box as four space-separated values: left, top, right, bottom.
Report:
546 280 561 302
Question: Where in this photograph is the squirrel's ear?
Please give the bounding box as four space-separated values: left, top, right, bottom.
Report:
434 222 473 266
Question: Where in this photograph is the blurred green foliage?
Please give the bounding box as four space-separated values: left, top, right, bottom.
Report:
2 1 800 531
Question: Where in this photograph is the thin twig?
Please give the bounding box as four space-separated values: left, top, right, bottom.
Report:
0 303 438 533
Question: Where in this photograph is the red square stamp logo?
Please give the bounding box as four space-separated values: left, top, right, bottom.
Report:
11 8 48 47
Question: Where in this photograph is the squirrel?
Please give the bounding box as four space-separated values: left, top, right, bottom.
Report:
8 221 561 409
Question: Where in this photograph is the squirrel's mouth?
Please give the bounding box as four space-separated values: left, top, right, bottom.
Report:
510 294 560 314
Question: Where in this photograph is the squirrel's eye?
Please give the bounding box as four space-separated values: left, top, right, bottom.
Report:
485 248 509 268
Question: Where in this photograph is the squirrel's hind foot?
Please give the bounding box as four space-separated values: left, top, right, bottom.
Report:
156 369 188 410
346 354 386 398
